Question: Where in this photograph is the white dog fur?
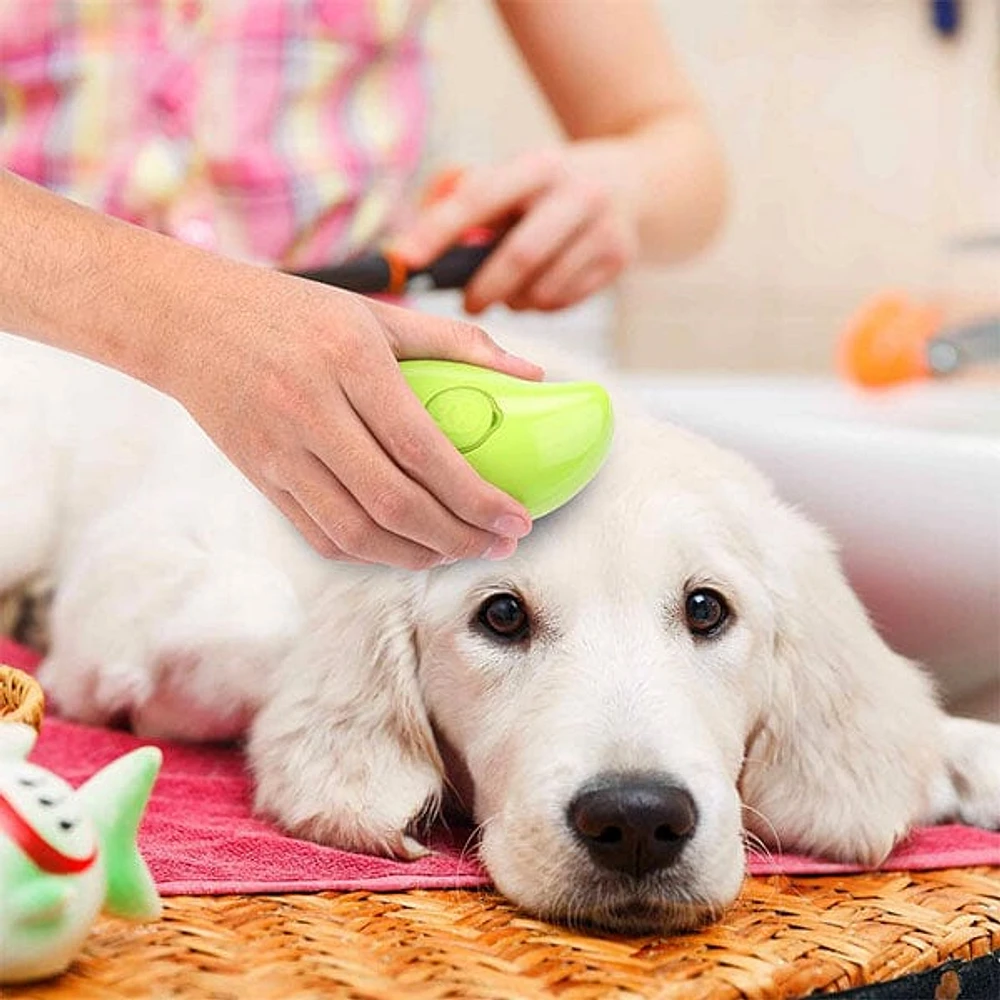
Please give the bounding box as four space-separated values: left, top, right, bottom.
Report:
1 332 997 932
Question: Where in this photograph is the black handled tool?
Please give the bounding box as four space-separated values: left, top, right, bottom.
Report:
293 242 496 296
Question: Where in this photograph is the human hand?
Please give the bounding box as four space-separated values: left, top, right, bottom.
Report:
391 146 641 315
154 261 542 569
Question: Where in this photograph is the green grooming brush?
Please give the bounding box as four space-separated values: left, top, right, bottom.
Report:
400 360 614 519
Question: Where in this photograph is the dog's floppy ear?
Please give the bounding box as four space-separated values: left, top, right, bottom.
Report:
248 571 443 859
740 503 944 865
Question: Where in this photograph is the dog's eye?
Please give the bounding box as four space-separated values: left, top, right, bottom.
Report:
685 589 729 637
477 593 531 642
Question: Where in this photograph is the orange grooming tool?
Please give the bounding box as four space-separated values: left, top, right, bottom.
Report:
839 293 943 387
839 292 999 388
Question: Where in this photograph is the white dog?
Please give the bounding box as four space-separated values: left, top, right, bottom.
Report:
1 333 997 933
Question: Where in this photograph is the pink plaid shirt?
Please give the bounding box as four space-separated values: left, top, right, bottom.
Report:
0 0 433 269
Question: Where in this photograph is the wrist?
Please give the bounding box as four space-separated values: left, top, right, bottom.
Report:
59 220 187 390
627 113 728 262
563 137 644 239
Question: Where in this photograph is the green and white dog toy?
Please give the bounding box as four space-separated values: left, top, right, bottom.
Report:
0 723 162 984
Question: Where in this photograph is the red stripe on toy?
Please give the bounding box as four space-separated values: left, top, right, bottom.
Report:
0 792 96 875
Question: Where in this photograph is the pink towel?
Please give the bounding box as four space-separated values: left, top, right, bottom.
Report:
3 638 997 895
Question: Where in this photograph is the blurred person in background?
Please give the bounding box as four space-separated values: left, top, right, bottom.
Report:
0 0 725 569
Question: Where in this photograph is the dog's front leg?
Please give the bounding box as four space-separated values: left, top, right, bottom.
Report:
247 574 445 859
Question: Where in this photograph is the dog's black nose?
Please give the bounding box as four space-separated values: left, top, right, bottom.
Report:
568 773 698 877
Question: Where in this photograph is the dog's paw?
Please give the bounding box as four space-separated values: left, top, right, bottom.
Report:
248 717 443 860
38 653 152 728
922 717 1000 830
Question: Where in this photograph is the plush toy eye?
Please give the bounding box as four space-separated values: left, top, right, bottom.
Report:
477 593 531 642
685 589 730 637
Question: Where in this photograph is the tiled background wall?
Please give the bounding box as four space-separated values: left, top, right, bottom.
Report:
427 0 1000 373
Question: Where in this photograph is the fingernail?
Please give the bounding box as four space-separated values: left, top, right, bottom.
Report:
516 361 545 380
438 555 459 566
493 514 531 538
500 350 544 379
483 537 517 561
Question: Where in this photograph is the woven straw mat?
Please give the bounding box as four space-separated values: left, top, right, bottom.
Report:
0 664 45 730
3 866 997 999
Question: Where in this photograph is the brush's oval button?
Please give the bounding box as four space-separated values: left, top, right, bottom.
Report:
425 386 502 453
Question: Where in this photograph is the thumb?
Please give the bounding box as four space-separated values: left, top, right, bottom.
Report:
379 301 545 381
388 200 468 271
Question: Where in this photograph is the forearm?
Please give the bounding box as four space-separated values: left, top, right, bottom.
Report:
496 0 727 264
0 169 235 388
